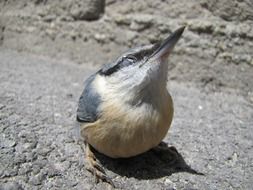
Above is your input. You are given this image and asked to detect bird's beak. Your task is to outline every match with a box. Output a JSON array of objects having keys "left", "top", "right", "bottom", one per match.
[{"left": 149, "top": 26, "right": 185, "bottom": 60}]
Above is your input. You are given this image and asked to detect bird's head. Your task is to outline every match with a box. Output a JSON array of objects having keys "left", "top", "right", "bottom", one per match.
[{"left": 96, "top": 26, "right": 185, "bottom": 100}]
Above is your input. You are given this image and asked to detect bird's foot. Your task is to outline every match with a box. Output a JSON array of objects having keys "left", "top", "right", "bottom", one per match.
[{"left": 85, "top": 144, "right": 115, "bottom": 187}]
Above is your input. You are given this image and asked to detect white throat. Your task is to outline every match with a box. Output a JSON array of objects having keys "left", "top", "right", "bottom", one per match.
[{"left": 94, "top": 60, "right": 169, "bottom": 108}]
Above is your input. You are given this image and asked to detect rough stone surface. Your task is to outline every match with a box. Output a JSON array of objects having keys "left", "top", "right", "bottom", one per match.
[
  {"left": 0, "top": 181, "right": 24, "bottom": 190},
  {"left": 201, "top": 0, "right": 253, "bottom": 21},
  {"left": 0, "top": 1, "right": 253, "bottom": 189},
  {"left": 0, "top": 49, "right": 253, "bottom": 189},
  {"left": 70, "top": 0, "right": 105, "bottom": 21},
  {"left": 0, "top": 0, "right": 253, "bottom": 94},
  {"left": 0, "top": 0, "right": 253, "bottom": 93}
]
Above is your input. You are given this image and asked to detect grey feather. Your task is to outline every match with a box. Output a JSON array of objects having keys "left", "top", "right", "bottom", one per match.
[
  {"left": 77, "top": 74, "right": 101, "bottom": 123},
  {"left": 77, "top": 45, "right": 157, "bottom": 121}
]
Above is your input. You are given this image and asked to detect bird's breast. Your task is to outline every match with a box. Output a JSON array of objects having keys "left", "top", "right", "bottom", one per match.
[{"left": 81, "top": 91, "right": 173, "bottom": 158}]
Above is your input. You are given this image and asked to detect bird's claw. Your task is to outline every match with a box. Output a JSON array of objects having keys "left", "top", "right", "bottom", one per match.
[
  {"left": 85, "top": 144, "right": 115, "bottom": 187},
  {"left": 86, "top": 165, "right": 115, "bottom": 187}
]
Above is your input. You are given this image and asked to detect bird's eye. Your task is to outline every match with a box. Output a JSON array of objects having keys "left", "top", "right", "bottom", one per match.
[
  {"left": 124, "top": 55, "right": 137, "bottom": 63},
  {"left": 99, "top": 54, "right": 138, "bottom": 76}
]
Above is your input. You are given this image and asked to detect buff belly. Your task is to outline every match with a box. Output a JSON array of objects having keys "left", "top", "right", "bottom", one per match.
[{"left": 80, "top": 94, "right": 173, "bottom": 158}]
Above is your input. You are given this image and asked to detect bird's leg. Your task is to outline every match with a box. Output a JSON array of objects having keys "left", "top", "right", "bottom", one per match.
[
  {"left": 85, "top": 143, "right": 115, "bottom": 187},
  {"left": 152, "top": 142, "right": 179, "bottom": 165}
]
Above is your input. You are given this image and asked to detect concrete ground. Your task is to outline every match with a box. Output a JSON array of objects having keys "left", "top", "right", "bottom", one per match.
[{"left": 0, "top": 48, "right": 252, "bottom": 190}]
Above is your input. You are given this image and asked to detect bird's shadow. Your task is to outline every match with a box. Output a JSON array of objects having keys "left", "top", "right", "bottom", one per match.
[{"left": 92, "top": 142, "right": 204, "bottom": 179}]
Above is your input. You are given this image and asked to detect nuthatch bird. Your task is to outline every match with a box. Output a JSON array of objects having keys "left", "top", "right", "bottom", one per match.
[{"left": 77, "top": 26, "right": 185, "bottom": 185}]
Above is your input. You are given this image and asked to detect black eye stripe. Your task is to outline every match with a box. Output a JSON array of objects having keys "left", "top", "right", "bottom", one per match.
[
  {"left": 99, "top": 63, "right": 121, "bottom": 75},
  {"left": 99, "top": 56, "right": 136, "bottom": 76},
  {"left": 99, "top": 44, "right": 157, "bottom": 76}
]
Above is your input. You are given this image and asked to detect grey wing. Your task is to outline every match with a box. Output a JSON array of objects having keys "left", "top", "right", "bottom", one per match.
[{"left": 76, "top": 74, "right": 101, "bottom": 123}]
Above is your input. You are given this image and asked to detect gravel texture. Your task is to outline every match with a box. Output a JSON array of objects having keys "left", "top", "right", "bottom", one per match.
[
  {"left": 0, "top": 1, "right": 253, "bottom": 189},
  {"left": 0, "top": 0, "right": 253, "bottom": 93},
  {"left": 0, "top": 49, "right": 252, "bottom": 189}
]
